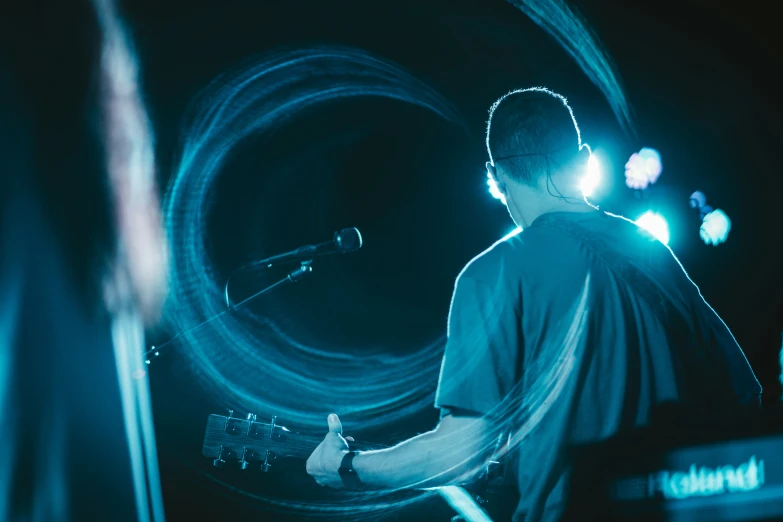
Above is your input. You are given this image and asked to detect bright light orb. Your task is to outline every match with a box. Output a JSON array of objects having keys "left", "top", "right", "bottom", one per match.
[
  {"left": 636, "top": 211, "right": 670, "bottom": 245},
  {"left": 487, "top": 171, "right": 506, "bottom": 204},
  {"left": 625, "top": 147, "right": 662, "bottom": 190},
  {"left": 700, "top": 209, "right": 731, "bottom": 246},
  {"left": 580, "top": 153, "right": 601, "bottom": 197}
]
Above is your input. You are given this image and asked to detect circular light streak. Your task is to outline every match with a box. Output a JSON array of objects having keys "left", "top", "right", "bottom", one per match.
[
  {"left": 165, "top": 46, "right": 469, "bottom": 429},
  {"left": 163, "top": 47, "right": 469, "bottom": 518},
  {"left": 162, "top": 0, "right": 637, "bottom": 507}
]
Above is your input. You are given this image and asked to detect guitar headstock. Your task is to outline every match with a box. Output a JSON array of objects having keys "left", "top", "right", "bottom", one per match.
[
  {"left": 202, "top": 410, "right": 389, "bottom": 473},
  {"left": 202, "top": 411, "right": 309, "bottom": 472}
]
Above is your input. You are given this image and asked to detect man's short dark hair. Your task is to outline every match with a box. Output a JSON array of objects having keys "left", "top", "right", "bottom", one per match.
[{"left": 486, "top": 87, "right": 582, "bottom": 184}]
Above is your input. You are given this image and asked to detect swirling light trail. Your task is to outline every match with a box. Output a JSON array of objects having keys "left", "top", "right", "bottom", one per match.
[
  {"left": 164, "top": 0, "right": 635, "bottom": 511},
  {"left": 507, "top": 0, "right": 636, "bottom": 136},
  {"left": 164, "top": 47, "right": 468, "bottom": 433},
  {"left": 188, "top": 275, "right": 589, "bottom": 521},
  {"left": 164, "top": 47, "right": 470, "bottom": 518}
]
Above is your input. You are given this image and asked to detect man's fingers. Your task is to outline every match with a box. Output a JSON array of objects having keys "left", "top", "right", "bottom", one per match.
[{"left": 327, "top": 413, "right": 342, "bottom": 434}]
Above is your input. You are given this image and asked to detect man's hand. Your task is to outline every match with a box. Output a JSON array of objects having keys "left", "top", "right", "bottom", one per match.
[{"left": 306, "top": 414, "right": 349, "bottom": 488}]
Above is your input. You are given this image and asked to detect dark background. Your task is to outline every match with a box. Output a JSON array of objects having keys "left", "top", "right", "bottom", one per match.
[{"left": 117, "top": 1, "right": 783, "bottom": 520}]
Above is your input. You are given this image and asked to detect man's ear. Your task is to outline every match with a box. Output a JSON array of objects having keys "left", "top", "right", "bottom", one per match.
[{"left": 487, "top": 161, "right": 507, "bottom": 194}]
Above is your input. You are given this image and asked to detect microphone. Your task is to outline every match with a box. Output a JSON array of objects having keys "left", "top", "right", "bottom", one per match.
[{"left": 254, "top": 227, "right": 362, "bottom": 268}]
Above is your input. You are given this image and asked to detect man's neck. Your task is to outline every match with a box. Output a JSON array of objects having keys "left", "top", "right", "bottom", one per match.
[
  {"left": 505, "top": 172, "right": 597, "bottom": 228},
  {"left": 540, "top": 196, "right": 596, "bottom": 216},
  {"left": 518, "top": 196, "right": 596, "bottom": 228}
]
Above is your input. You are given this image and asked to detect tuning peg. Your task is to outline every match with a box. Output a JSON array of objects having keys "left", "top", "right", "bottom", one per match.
[
  {"left": 239, "top": 447, "right": 249, "bottom": 470},
  {"left": 213, "top": 445, "right": 227, "bottom": 468},
  {"left": 246, "top": 413, "right": 257, "bottom": 422},
  {"left": 226, "top": 409, "right": 234, "bottom": 418},
  {"left": 262, "top": 451, "right": 271, "bottom": 472}
]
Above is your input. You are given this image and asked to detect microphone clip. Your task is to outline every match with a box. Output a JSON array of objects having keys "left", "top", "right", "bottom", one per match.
[{"left": 287, "top": 260, "right": 313, "bottom": 283}]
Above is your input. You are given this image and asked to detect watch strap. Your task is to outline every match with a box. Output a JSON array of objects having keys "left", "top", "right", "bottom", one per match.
[{"left": 338, "top": 451, "right": 361, "bottom": 490}]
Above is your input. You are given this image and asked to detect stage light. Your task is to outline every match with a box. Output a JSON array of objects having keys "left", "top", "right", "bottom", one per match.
[
  {"left": 689, "top": 191, "right": 707, "bottom": 211},
  {"left": 636, "top": 211, "right": 670, "bottom": 245},
  {"left": 580, "top": 153, "right": 600, "bottom": 197},
  {"left": 700, "top": 209, "right": 731, "bottom": 246},
  {"left": 625, "top": 147, "right": 662, "bottom": 190},
  {"left": 487, "top": 170, "right": 506, "bottom": 204}
]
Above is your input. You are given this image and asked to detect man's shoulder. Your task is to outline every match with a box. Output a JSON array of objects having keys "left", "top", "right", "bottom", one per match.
[{"left": 457, "top": 227, "right": 527, "bottom": 284}]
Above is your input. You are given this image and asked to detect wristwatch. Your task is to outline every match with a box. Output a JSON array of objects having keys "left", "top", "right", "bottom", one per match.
[{"left": 338, "top": 451, "right": 362, "bottom": 490}]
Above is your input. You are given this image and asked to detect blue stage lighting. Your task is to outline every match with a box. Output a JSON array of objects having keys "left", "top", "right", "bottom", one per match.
[
  {"left": 625, "top": 147, "right": 662, "bottom": 190},
  {"left": 487, "top": 171, "right": 506, "bottom": 204},
  {"left": 636, "top": 211, "right": 670, "bottom": 245},
  {"left": 580, "top": 153, "right": 600, "bottom": 197},
  {"left": 700, "top": 209, "right": 731, "bottom": 246}
]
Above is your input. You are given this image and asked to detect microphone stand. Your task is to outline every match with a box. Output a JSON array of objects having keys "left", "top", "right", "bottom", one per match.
[{"left": 143, "top": 261, "right": 313, "bottom": 365}]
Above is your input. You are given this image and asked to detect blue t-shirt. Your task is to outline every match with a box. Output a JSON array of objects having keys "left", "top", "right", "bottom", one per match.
[{"left": 435, "top": 210, "right": 761, "bottom": 521}]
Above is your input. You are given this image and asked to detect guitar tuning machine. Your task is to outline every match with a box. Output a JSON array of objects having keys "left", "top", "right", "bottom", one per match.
[
  {"left": 262, "top": 451, "right": 271, "bottom": 472},
  {"left": 239, "top": 447, "right": 249, "bottom": 470},
  {"left": 261, "top": 416, "right": 277, "bottom": 472},
  {"left": 223, "top": 409, "right": 242, "bottom": 434},
  {"left": 246, "top": 413, "right": 257, "bottom": 436},
  {"left": 213, "top": 445, "right": 226, "bottom": 468}
]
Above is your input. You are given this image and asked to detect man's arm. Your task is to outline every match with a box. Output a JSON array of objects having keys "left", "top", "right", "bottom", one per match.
[
  {"left": 307, "top": 268, "right": 519, "bottom": 489},
  {"left": 306, "top": 413, "right": 495, "bottom": 490},
  {"left": 352, "top": 413, "right": 494, "bottom": 489}
]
